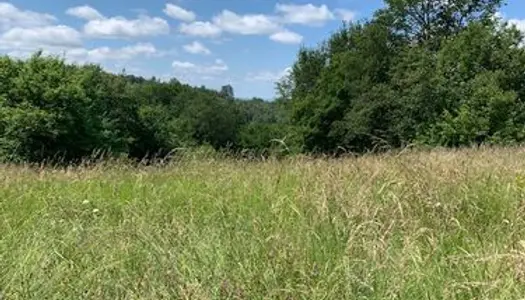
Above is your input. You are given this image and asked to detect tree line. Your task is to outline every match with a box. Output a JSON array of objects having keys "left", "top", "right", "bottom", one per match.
[
  {"left": 0, "top": 53, "right": 295, "bottom": 162},
  {"left": 278, "top": 0, "right": 525, "bottom": 153},
  {"left": 1, "top": 0, "right": 525, "bottom": 163}
]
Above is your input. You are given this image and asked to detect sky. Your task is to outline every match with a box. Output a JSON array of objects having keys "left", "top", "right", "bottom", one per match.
[{"left": 1, "top": 1, "right": 525, "bottom": 99}]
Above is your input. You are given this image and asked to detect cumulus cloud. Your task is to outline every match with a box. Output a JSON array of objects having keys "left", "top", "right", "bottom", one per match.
[
  {"left": 84, "top": 15, "right": 169, "bottom": 38},
  {"left": 183, "top": 41, "right": 211, "bottom": 55},
  {"left": 66, "top": 5, "right": 104, "bottom": 20},
  {"left": 275, "top": 3, "right": 334, "bottom": 26},
  {"left": 172, "top": 58, "right": 228, "bottom": 75},
  {"left": 172, "top": 61, "right": 196, "bottom": 68},
  {"left": 212, "top": 10, "right": 281, "bottom": 35},
  {"left": 3, "top": 43, "right": 158, "bottom": 64},
  {"left": 335, "top": 9, "right": 357, "bottom": 22},
  {"left": 164, "top": 3, "right": 196, "bottom": 22},
  {"left": 0, "top": 3, "right": 83, "bottom": 59},
  {"left": 179, "top": 10, "right": 283, "bottom": 39},
  {"left": 173, "top": 2, "right": 359, "bottom": 44},
  {"left": 177, "top": 4, "right": 350, "bottom": 43},
  {"left": 269, "top": 30, "right": 303, "bottom": 44},
  {"left": 0, "top": 5, "right": 168, "bottom": 78},
  {"left": 66, "top": 4, "right": 171, "bottom": 39},
  {"left": 68, "top": 43, "right": 157, "bottom": 62},
  {"left": 180, "top": 21, "right": 222, "bottom": 38},
  {"left": 0, "top": 2, "right": 56, "bottom": 31},
  {"left": 0, "top": 25, "right": 82, "bottom": 49},
  {"left": 246, "top": 67, "right": 292, "bottom": 82}
]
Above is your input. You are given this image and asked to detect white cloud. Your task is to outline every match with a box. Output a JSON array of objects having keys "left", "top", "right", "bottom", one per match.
[
  {"left": 3, "top": 43, "right": 158, "bottom": 65},
  {"left": 68, "top": 43, "right": 157, "bottom": 62},
  {"left": 275, "top": 3, "right": 334, "bottom": 26},
  {"left": 66, "top": 5, "right": 170, "bottom": 39},
  {"left": 172, "top": 58, "right": 228, "bottom": 75},
  {"left": 183, "top": 41, "right": 211, "bottom": 55},
  {"left": 270, "top": 30, "right": 303, "bottom": 44},
  {"left": 178, "top": 5, "right": 344, "bottom": 40},
  {"left": 164, "top": 4, "right": 196, "bottom": 22},
  {"left": 509, "top": 18, "right": 525, "bottom": 32},
  {"left": 172, "top": 60, "right": 196, "bottom": 69},
  {"left": 335, "top": 9, "right": 357, "bottom": 22},
  {"left": 212, "top": 10, "right": 281, "bottom": 35},
  {"left": 84, "top": 15, "right": 169, "bottom": 38},
  {"left": 4, "top": 49, "right": 34, "bottom": 59},
  {"left": 0, "top": 25, "right": 82, "bottom": 49},
  {"left": 66, "top": 5, "right": 104, "bottom": 21},
  {"left": 247, "top": 67, "right": 291, "bottom": 82},
  {"left": 180, "top": 21, "right": 222, "bottom": 38},
  {"left": 0, "top": 2, "right": 56, "bottom": 31}
]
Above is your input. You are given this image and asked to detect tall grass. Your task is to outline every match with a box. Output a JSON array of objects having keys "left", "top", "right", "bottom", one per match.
[{"left": 2, "top": 147, "right": 525, "bottom": 299}]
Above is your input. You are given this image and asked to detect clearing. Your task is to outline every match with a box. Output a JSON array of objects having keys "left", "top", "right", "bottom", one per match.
[{"left": 1, "top": 148, "right": 525, "bottom": 299}]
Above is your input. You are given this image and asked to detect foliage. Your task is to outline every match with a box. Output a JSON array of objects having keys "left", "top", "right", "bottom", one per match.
[
  {"left": 0, "top": 53, "right": 286, "bottom": 162},
  {"left": 282, "top": 0, "right": 525, "bottom": 153},
  {"left": 2, "top": 0, "right": 525, "bottom": 162}
]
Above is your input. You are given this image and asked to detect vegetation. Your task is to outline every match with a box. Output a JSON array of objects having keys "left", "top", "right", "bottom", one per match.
[
  {"left": 2, "top": 1, "right": 525, "bottom": 298},
  {"left": 1, "top": 1, "right": 524, "bottom": 162},
  {"left": 2, "top": 147, "right": 525, "bottom": 299},
  {"left": 280, "top": 0, "right": 525, "bottom": 153},
  {"left": 0, "top": 54, "right": 293, "bottom": 163}
]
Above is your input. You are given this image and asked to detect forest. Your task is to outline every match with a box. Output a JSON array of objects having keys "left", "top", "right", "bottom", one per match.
[{"left": 1, "top": 0, "right": 524, "bottom": 162}]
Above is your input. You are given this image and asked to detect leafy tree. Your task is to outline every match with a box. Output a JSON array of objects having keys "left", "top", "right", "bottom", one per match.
[
  {"left": 381, "top": 0, "right": 504, "bottom": 44},
  {"left": 1, "top": 0, "right": 524, "bottom": 162},
  {"left": 0, "top": 53, "right": 253, "bottom": 162},
  {"left": 283, "top": 0, "right": 524, "bottom": 153}
]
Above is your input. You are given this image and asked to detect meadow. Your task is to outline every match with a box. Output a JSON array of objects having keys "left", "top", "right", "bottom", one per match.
[{"left": 2, "top": 147, "right": 525, "bottom": 299}]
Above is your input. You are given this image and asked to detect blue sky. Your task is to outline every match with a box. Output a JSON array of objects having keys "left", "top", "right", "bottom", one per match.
[{"left": 1, "top": 1, "right": 525, "bottom": 99}]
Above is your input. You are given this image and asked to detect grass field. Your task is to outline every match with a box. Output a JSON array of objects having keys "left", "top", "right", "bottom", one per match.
[{"left": 2, "top": 147, "right": 525, "bottom": 299}]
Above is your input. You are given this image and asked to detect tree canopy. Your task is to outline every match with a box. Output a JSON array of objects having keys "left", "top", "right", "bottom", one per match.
[
  {"left": 0, "top": 52, "right": 295, "bottom": 162},
  {"left": 280, "top": 0, "right": 525, "bottom": 153},
  {"left": 1, "top": 0, "right": 525, "bottom": 162}
]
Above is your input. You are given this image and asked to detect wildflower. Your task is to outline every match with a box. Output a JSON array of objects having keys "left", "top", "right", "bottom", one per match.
[
  {"left": 92, "top": 208, "right": 100, "bottom": 214},
  {"left": 82, "top": 200, "right": 90, "bottom": 205}
]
